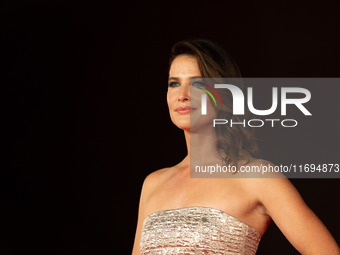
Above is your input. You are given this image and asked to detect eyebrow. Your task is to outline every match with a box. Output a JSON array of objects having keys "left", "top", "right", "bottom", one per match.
[{"left": 168, "top": 76, "right": 202, "bottom": 80}]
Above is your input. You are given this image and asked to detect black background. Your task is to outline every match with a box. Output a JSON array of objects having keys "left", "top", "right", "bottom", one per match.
[{"left": 1, "top": 0, "right": 339, "bottom": 254}]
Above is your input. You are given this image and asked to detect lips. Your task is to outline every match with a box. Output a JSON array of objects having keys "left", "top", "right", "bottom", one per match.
[{"left": 175, "top": 106, "right": 197, "bottom": 114}]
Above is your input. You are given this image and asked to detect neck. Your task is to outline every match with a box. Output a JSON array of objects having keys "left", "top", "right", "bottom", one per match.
[{"left": 183, "top": 127, "right": 222, "bottom": 168}]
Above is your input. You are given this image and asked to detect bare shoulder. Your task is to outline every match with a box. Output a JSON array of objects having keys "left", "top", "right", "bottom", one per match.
[
  {"left": 238, "top": 159, "right": 295, "bottom": 198},
  {"left": 241, "top": 159, "right": 303, "bottom": 208},
  {"left": 142, "top": 168, "right": 167, "bottom": 189},
  {"left": 140, "top": 167, "right": 175, "bottom": 199},
  {"left": 239, "top": 158, "right": 286, "bottom": 178}
]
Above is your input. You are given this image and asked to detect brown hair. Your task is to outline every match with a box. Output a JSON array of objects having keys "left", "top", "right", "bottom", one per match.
[{"left": 169, "top": 39, "right": 260, "bottom": 166}]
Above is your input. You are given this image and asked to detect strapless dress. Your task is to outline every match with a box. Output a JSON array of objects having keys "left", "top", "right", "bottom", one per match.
[{"left": 140, "top": 206, "right": 261, "bottom": 255}]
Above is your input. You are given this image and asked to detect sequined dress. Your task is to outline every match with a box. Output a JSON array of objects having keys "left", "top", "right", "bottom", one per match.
[{"left": 140, "top": 206, "right": 261, "bottom": 255}]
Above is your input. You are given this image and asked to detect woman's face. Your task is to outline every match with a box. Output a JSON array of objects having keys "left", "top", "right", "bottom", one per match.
[{"left": 167, "top": 54, "right": 216, "bottom": 132}]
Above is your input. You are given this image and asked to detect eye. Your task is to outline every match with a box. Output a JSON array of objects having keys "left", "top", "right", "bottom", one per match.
[
  {"left": 168, "top": 81, "right": 180, "bottom": 88},
  {"left": 191, "top": 81, "right": 204, "bottom": 87}
]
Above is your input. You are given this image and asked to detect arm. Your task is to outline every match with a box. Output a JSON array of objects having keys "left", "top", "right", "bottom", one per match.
[
  {"left": 131, "top": 179, "right": 147, "bottom": 255},
  {"left": 257, "top": 172, "right": 340, "bottom": 254},
  {"left": 132, "top": 170, "right": 159, "bottom": 255}
]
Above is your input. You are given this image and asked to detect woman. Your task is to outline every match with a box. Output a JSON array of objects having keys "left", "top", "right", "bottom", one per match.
[{"left": 132, "top": 39, "right": 339, "bottom": 254}]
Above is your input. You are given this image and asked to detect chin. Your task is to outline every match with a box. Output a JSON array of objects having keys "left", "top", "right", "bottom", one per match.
[
  {"left": 176, "top": 124, "right": 191, "bottom": 131},
  {"left": 173, "top": 120, "right": 190, "bottom": 131}
]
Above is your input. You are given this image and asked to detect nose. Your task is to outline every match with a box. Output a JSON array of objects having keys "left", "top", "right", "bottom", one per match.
[{"left": 178, "top": 84, "right": 190, "bottom": 102}]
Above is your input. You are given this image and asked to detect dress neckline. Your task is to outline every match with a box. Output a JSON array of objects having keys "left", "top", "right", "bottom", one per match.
[{"left": 144, "top": 206, "right": 261, "bottom": 237}]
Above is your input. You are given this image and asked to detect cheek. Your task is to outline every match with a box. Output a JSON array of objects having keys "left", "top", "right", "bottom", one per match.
[
  {"left": 166, "top": 92, "right": 170, "bottom": 108},
  {"left": 167, "top": 90, "right": 176, "bottom": 108},
  {"left": 190, "top": 90, "right": 204, "bottom": 108}
]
